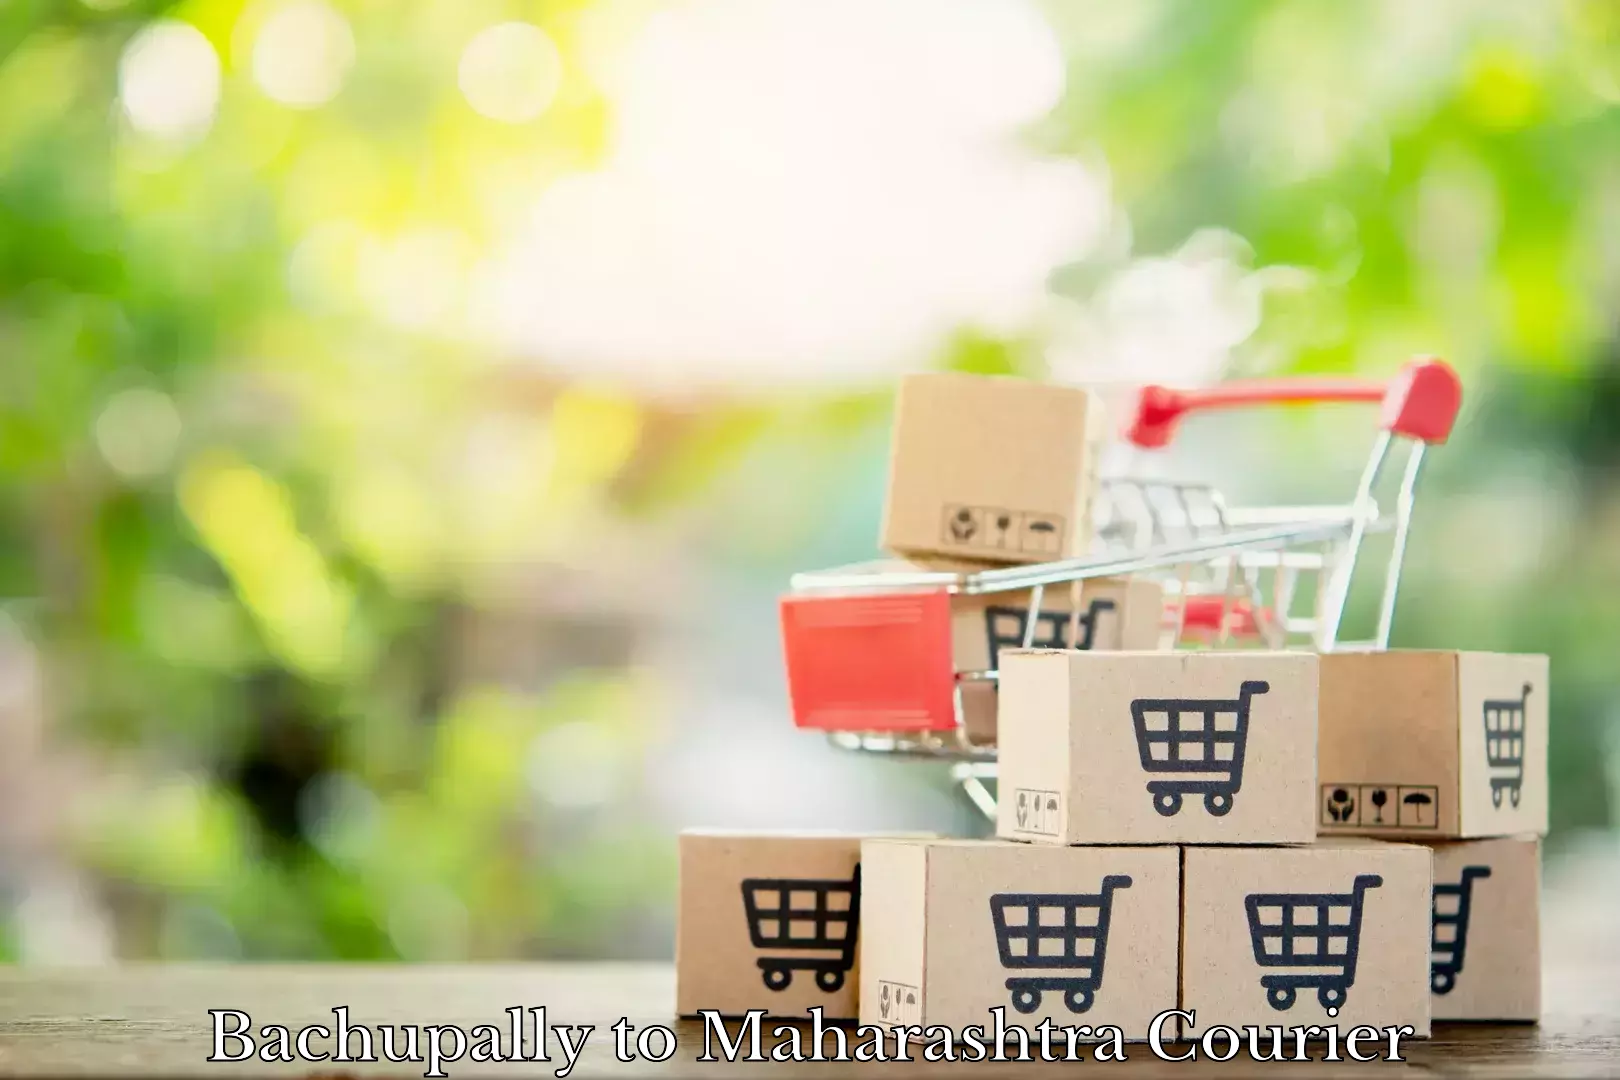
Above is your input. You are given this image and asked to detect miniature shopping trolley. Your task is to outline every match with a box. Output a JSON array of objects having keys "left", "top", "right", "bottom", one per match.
[
  {"left": 1245, "top": 874, "right": 1383, "bottom": 1011},
  {"left": 989, "top": 875, "right": 1133, "bottom": 1015},
  {"left": 779, "top": 358, "right": 1463, "bottom": 820},
  {"left": 740, "top": 868, "right": 860, "bottom": 992},
  {"left": 1132, "top": 680, "right": 1269, "bottom": 817},
  {"left": 1431, "top": 865, "right": 1492, "bottom": 995},
  {"left": 1484, "top": 684, "right": 1532, "bottom": 808}
]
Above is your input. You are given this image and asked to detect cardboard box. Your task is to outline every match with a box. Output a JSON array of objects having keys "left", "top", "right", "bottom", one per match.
[
  {"left": 780, "top": 562, "right": 1164, "bottom": 739},
  {"left": 1317, "top": 651, "right": 1549, "bottom": 839},
  {"left": 996, "top": 650, "right": 1318, "bottom": 845},
  {"left": 880, "top": 373, "right": 1106, "bottom": 564},
  {"left": 859, "top": 839, "right": 1179, "bottom": 1040},
  {"left": 1429, "top": 836, "right": 1540, "bottom": 1021},
  {"left": 678, "top": 831, "right": 887, "bottom": 1019},
  {"left": 1182, "top": 841, "right": 1432, "bottom": 1038}
]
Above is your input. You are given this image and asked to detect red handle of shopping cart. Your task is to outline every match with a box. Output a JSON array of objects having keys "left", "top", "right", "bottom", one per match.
[{"left": 1127, "top": 357, "right": 1462, "bottom": 450}]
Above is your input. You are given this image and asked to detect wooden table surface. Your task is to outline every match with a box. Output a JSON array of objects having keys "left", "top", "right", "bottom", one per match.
[{"left": 1, "top": 846, "right": 1617, "bottom": 1078}]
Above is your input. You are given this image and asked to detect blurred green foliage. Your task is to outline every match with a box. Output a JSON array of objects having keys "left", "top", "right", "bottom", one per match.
[{"left": 0, "top": 0, "right": 1616, "bottom": 959}]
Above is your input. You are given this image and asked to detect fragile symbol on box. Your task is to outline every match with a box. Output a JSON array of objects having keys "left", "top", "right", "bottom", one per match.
[
  {"left": 1244, "top": 874, "right": 1382, "bottom": 1012},
  {"left": 1131, "top": 681, "right": 1268, "bottom": 818},
  {"left": 1319, "top": 783, "right": 1439, "bottom": 829},
  {"left": 940, "top": 504, "right": 1066, "bottom": 555},
  {"left": 989, "top": 876, "right": 1132, "bottom": 1015},
  {"left": 1431, "top": 866, "right": 1491, "bottom": 995},
  {"left": 1483, "top": 683, "right": 1531, "bottom": 809},
  {"left": 739, "top": 868, "right": 860, "bottom": 993},
  {"left": 876, "top": 980, "right": 921, "bottom": 1025},
  {"left": 1011, "top": 789, "right": 1062, "bottom": 837}
]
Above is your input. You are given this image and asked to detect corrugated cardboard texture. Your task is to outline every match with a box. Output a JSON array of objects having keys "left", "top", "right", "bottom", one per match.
[
  {"left": 859, "top": 839, "right": 1179, "bottom": 1040},
  {"left": 677, "top": 833, "right": 869, "bottom": 1019},
  {"left": 1317, "top": 651, "right": 1548, "bottom": 839},
  {"left": 856, "top": 840, "right": 928, "bottom": 1028},
  {"left": 1457, "top": 653, "right": 1549, "bottom": 837},
  {"left": 997, "top": 650, "right": 1318, "bottom": 845},
  {"left": 880, "top": 373, "right": 1104, "bottom": 564},
  {"left": 1183, "top": 842, "right": 1432, "bottom": 1037},
  {"left": 1430, "top": 836, "right": 1541, "bottom": 1021}
]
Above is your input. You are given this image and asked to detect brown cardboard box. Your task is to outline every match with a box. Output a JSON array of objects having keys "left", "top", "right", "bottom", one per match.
[
  {"left": 1429, "top": 836, "right": 1540, "bottom": 1021},
  {"left": 880, "top": 373, "right": 1106, "bottom": 564},
  {"left": 812, "top": 560, "right": 1165, "bottom": 743},
  {"left": 1182, "top": 841, "right": 1432, "bottom": 1038},
  {"left": 1317, "top": 651, "right": 1549, "bottom": 839},
  {"left": 996, "top": 650, "right": 1318, "bottom": 845},
  {"left": 859, "top": 839, "right": 1179, "bottom": 1040},
  {"left": 678, "top": 831, "right": 894, "bottom": 1019}
]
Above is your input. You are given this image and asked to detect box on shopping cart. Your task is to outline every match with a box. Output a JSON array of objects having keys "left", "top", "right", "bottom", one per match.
[
  {"left": 1316, "top": 651, "right": 1549, "bottom": 840},
  {"left": 678, "top": 830, "right": 924, "bottom": 1019},
  {"left": 1182, "top": 839, "right": 1431, "bottom": 1038},
  {"left": 1426, "top": 835, "right": 1540, "bottom": 1022},
  {"left": 858, "top": 838, "right": 1179, "bottom": 1041},
  {"left": 995, "top": 649, "right": 1318, "bottom": 845},
  {"left": 779, "top": 559, "right": 1163, "bottom": 742},
  {"left": 880, "top": 373, "right": 1106, "bottom": 564}
]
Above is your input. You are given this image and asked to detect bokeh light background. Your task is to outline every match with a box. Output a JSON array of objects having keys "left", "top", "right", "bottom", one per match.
[{"left": 0, "top": 0, "right": 1618, "bottom": 962}]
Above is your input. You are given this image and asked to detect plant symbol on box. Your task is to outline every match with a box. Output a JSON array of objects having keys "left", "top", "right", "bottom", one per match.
[
  {"left": 1131, "top": 680, "right": 1269, "bottom": 817},
  {"left": 1483, "top": 684, "right": 1532, "bottom": 808},
  {"left": 878, "top": 983, "right": 917, "bottom": 1022},
  {"left": 739, "top": 866, "right": 860, "bottom": 993},
  {"left": 1431, "top": 865, "right": 1491, "bottom": 995},
  {"left": 989, "top": 876, "right": 1132, "bottom": 1015},
  {"left": 1326, "top": 787, "right": 1355, "bottom": 823},
  {"left": 1245, "top": 874, "right": 1382, "bottom": 1011}
]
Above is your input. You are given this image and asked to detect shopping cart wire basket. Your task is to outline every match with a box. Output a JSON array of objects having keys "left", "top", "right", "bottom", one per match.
[
  {"left": 780, "top": 359, "right": 1464, "bottom": 820},
  {"left": 1131, "top": 679, "right": 1269, "bottom": 817},
  {"left": 740, "top": 867, "right": 860, "bottom": 992},
  {"left": 1431, "top": 865, "right": 1492, "bottom": 995},
  {"left": 989, "top": 874, "right": 1133, "bottom": 1015},
  {"left": 1484, "top": 683, "right": 1532, "bottom": 808},
  {"left": 1245, "top": 874, "right": 1383, "bottom": 1012}
]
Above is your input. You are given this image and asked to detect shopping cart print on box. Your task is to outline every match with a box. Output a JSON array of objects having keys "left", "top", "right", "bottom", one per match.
[
  {"left": 1431, "top": 866, "right": 1491, "bottom": 995},
  {"left": 1484, "top": 684, "right": 1532, "bottom": 808},
  {"left": 780, "top": 359, "right": 1464, "bottom": 821},
  {"left": 989, "top": 875, "right": 1132, "bottom": 1015},
  {"left": 1245, "top": 874, "right": 1382, "bottom": 1011},
  {"left": 740, "top": 868, "right": 860, "bottom": 992},
  {"left": 1132, "top": 680, "right": 1269, "bottom": 817},
  {"left": 985, "top": 597, "right": 1116, "bottom": 668}
]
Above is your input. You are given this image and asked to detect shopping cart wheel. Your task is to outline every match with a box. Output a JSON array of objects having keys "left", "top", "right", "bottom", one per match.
[
  {"left": 1266, "top": 986, "right": 1296, "bottom": 1011},
  {"left": 1010, "top": 988, "right": 1042, "bottom": 1014},
  {"left": 1152, "top": 791, "right": 1183, "bottom": 817},
  {"left": 1492, "top": 787, "right": 1503, "bottom": 808},
  {"left": 1317, "top": 985, "right": 1347, "bottom": 1010},
  {"left": 1064, "top": 987, "right": 1095, "bottom": 1014},
  {"left": 763, "top": 968, "right": 791, "bottom": 991},
  {"left": 1510, "top": 786, "right": 1521, "bottom": 808},
  {"left": 1204, "top": 792, "right": 1234, "bottom": 817},
  {"left": 1432, "top": 970, "right": 1455, "bottom": 995},
  {"left": 816, "top": 969, "right": 846, "bottom": 993}
]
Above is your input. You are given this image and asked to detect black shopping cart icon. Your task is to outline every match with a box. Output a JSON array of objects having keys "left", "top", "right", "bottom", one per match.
[
  {"left": 1484, "top": 684, "right": 1532, "bottom": 808},
  {"left": 989, "top": 875, "right": 1132, "bottom": 1015},
  {"left": 984, "top": 598, "right": 1116, "bottom": 669},
  {"left": 740, "top": 867, "right": 859, "bottom": 992},
  {"left": 1245, "top": 874, "right": 1382, "bottom": 1011},
  {"left": 1432, "top": 865, "right": 1491, "bottom": 995},
  {"left": 1132, "top": 680, "right": 1269, "bottom": 817}
]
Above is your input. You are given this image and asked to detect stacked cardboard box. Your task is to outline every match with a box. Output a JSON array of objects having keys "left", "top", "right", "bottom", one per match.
[{"left": 677, "top": 371, "right": 1545, "bottom": 1040}]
